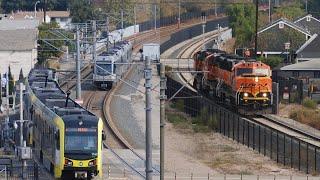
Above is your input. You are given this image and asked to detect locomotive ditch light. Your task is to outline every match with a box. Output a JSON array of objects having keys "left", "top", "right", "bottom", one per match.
[
  {"left": 263, "top": 93, "right": 267, "bottom": 97},
  {"left": 244, "top": 92, "right": 249, "bottom": 97}
]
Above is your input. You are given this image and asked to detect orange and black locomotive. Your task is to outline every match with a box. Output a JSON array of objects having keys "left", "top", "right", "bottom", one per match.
[{"left": 193, "top": 49, "right": 273, "bottom": 111}]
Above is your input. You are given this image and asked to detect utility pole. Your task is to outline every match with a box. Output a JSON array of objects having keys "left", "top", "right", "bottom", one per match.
[
  {"left": 255, "top": 0, "right": 259, "bottom": 58},
  {"left": 92, "top": 21, "right": 97, "bottom": 75},
  {"left": 269, "top": 0, "right": 271, "bottom": 23},
  {"left": 121, "top": 0, "right": 124, "bottom": 40},
  {"left": 44, "top": 0, "right": 47, "bottom": 23},
  {"left": 76, "top": 25, "right": 81, "bottom": 102},
  {"left": 144, "top": 56, "right": 153, "bottom": 180},
  {"left": 160, "top": 63, "right": 166, "bottom": 180}
]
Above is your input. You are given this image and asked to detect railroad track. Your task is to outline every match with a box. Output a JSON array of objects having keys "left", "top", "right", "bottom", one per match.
[
  {"left": 168, "top": 26, "right": 320, "bottom": 173},
  {"left": 58, "top": 16, "right": 226, "bottom": 178}
]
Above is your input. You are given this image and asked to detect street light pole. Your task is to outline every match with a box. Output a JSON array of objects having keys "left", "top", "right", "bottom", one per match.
[{"left": 34, "top": 1, "right": 40, "bottom": 18}]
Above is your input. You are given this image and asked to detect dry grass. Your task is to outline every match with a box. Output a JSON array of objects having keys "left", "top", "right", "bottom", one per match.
[{"left": 289, "top": 108, "right": 320, "bottom": 130}]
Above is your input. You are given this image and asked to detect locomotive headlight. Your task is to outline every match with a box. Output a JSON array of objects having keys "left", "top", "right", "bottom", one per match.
[
  {"left": 254, "top": 77, "right": 259, "bottom": 82},
  {"left": 244, "top": 92, "right": 249, "bottom": 97},
  {"left": 262, "top": 93, "right": 267, "bottom": 97}
]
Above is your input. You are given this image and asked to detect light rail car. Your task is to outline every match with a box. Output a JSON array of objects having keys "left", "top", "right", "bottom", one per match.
[{"left": 25, "top": 69, "right": 106, "bottom": 179}]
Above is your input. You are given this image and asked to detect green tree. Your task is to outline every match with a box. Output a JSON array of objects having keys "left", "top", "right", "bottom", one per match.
[
  {"left": 70, "top": 0, "right": 96, "bottom": 23},
  {"left": 38, "top": 21, "right": 73, "bottom": 64},
  {"left": 257, "top": 56, "right": 283, "bottom": 69},
  {"left": 99, "top": 0, "right": 134, "bottom": 27},
  {"left": 274, "top": 3, "right": 305, "bottom": 20},
  {"left": 226, "top": 4, "right": 255, "bottom": 47}
]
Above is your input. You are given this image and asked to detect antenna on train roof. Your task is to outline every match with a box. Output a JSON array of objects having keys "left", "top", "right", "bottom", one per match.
[
  {"left": 45, "top": 75, "right": 48, "bottom": 88},
  {"left": 65, "top": 91, "right": 71, "bottom": 107}
]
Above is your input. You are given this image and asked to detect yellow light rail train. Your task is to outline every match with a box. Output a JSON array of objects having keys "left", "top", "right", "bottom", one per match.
[{"left": 24, "top": 69, "right": 105, "bottom": 179}]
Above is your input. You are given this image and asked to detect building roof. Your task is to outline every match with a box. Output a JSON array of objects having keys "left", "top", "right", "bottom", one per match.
[
  {"left": 5, "top": 11, "right": 70, "bottom": 21},
  {"left": 258, "top": 18, "right": 311, "bottom": 36},
  {"left": 296, "top": 34, "right": 320, "bottom": 59},
  {"left": 281, "top": 60, "right": 320, "bottom": 71},
  {"left": 0, "top": 19, "right": 39, "bottom": 30},
  {"left": 257, "top": 18, "right": 312, "bottom": 52},
  {"left": 0, "top": 29, "right": 38, "bottom": 51},
  {"left": 294, "top": 14, "right": 320, "bottom": 35}
]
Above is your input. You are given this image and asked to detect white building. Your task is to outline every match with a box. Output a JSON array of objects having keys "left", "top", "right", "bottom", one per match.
[
  {"left": 4, "top": 10, "right": 71, "bottom": 29},
  {"left": 0, "top": 29, "right": 38, "bottom": 80}
]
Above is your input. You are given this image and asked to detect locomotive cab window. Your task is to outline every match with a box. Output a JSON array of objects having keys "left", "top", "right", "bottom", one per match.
[{"left": 236, "top": 68, "right": 253, "bottom": 76}]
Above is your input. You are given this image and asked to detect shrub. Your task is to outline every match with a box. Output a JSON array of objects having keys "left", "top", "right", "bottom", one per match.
[
  {"left": 175, "top": 99, "right": 185, "bottom": 112},
  {"left": 257, "top": 56, "right": 283, "bottom": 68},
  {"left": 302, "top": 98, "right": 317, "bottom": 109}
]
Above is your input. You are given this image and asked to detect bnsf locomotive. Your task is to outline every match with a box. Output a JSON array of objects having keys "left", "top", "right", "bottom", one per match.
[{"left": 193, "top": 49, "right": 273, "bottom": 111}]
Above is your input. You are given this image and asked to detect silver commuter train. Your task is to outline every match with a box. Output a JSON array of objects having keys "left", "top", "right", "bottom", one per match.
[{"left": 93, "top": 40, "right": 133, "bottom": 89}]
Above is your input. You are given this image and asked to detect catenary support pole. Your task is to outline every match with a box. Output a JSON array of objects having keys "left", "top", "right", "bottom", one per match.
[
  {"left": 178, "top": 0, "right": 181, "bottom": 28},
  {"left": 106, "top": 17, "right": 109, "bottom": 51},
  {"left": 160, "top": 63, "right": 166, "bottom": 180},
  {"left": 255, "top": 0, "right": 259, "bottom": 57},
  {"left": 154, "top": 4, "right": 157, "bottom": 30},
  {"left": 76, "top": 25, "right": 81, "bottom": 101},
  {"left": 19, "top": 82, "right": 23, "bottom": 147},
  {"left": 121, "top": 0, "right": 124, "bottom": 40},
  {"left": 92, "top": 21, "right": 97, "bottom": 75},
  {"left": 145, "top": 56, "right": 153, "bottom": 180}
]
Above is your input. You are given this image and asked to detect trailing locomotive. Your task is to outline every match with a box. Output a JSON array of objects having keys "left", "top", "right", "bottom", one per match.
[
  {"left": 93, "top": 40, "right": 133, "bottom": 89},
  {"left": 193, "top": 49, "right": 273, "bottom": 110},
  {"left": 24, "top": 69, "right": 105, "bottom": 179}
]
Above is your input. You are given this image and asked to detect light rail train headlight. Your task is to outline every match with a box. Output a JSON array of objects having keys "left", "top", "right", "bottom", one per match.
[
  {"left": 243, "top": 92, "right": 249, "bottom": 97},
  {"left": 64, "top": 159, "right": 73, "bottom": 167},
  {"left": 262, "top": 93, "right": 267, "bottom": 97},
  {"left": 88, "top": 159, "right": 96, "bottom": 166}
]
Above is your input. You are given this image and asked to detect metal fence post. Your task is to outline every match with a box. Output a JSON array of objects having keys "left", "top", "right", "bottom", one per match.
[
  {"left": 258, "top": 126, "right": 261, "bottom": 153},
  {"left": 284, "top": 134, "right": 286, "bottom": 166},
  {"left": 306, "top": 143, "right": 309, "bottom": 174},
  {"left": 299, "top": 140, "right": 301, "bottom": 171},
  {"left": 291, "top": 138, "right": 293, "bottom": 168},
  {"left": 175, "top": 172, "right": 176, "bottom": 180},
  {"left": 253, "top": 124, "right": 255, "bottom": 150},
  {"left": 314, "top": 147, "right": 317, "bottom": 173},
  {"left": 276, "top": 132, "right": 279, "bottom": 163},
  {"left": 270, "top": 131, "right": 273, "bottom": 159},
  {"left": 208, "top": 173, "right": 210, "bottom": 180},
  {"left": 264, "top": 128, "right": 267, "bottom": 156}
]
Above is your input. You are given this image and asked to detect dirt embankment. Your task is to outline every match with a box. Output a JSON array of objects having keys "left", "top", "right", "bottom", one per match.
[{"left": 165, "top": 110, "right": 303, "bottom": 176}]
